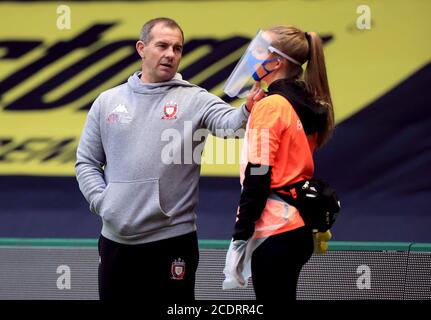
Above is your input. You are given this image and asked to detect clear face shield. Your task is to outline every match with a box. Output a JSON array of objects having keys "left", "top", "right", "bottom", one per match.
[
  {"left": 223, "top": 30, "right": 276, "bottom": 98},
  {"left": 224, "top": 30, "right": 302, "bottom": 98}
]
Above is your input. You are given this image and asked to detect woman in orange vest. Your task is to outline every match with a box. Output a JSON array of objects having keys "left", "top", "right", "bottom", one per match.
[{"left": 225, "top": 25, "right": 335, "bottom": 300}]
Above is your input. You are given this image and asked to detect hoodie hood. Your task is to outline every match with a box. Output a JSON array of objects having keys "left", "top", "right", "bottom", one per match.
[
  {"left": 267, "top": 79, "right": 328, "bottom": 135},
  {"left": 127, "top": 71, "right": 196, "bottom": 95}
]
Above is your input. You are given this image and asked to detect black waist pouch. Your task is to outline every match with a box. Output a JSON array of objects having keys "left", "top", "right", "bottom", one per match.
[{"left": 273, "top": 178, "right": 341, "bottom": 232}]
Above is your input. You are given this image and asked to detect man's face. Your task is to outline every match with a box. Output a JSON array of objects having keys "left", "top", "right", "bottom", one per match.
[{"left": 137, "top": 23, "right": 183, "bottom": 83}]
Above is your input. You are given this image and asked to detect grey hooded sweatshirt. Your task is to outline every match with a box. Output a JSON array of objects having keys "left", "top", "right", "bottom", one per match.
[{"left": 76, "top": 71, "right": 249, "bottom": 244}]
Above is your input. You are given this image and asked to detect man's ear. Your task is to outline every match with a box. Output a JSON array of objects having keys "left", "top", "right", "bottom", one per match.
[{"left": 136, "top": 40, "right": 145, "bottom": 58}]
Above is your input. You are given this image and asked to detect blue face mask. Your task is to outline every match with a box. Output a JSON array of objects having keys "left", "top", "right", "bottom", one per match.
[{"left": 246, "top": 52, "right": 279, "bottom": 81}]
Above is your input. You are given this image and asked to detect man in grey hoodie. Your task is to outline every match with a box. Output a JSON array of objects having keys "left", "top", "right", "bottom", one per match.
[{"left": 75, "top": 17, "right": 262, "bottom": 301}]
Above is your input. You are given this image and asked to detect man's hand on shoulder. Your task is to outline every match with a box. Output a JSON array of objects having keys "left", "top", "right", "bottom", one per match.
[{"left": 245, "top": 81, "right": 265, "bottom": 112}]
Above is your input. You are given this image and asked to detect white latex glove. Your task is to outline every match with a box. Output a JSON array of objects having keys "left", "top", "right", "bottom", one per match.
[{"left": 222, "top": 239, "right": 248, "bottom": 289}]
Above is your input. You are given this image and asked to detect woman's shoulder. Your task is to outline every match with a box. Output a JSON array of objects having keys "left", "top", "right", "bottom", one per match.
[
  {"left": 253, "top": 94, "right": 293, "bottom": 115},
  {"left": 250, "top": 94, "right": 293, "bottom": 129}
]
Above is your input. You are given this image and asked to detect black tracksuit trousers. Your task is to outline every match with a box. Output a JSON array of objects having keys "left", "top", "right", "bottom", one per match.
[{"left": 98, "top": 231, "right": 199, "bottom": 301}]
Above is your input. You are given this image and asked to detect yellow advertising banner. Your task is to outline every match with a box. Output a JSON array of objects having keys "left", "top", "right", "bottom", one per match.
[{"left": 0, "top": 0, "right": 430, "bottom": 176}]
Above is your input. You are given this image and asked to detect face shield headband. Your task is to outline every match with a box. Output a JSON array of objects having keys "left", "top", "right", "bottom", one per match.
[
  {"left": 268, "top": 46, "right": 301, "bottom": 66},
  {"left": 247, "top": 46, "right": 302, "bottom": 81}
]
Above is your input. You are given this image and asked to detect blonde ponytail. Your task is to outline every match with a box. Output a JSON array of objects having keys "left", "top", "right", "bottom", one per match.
[{"left": 304, "top": 32, "right": 334, "bottom": 147}]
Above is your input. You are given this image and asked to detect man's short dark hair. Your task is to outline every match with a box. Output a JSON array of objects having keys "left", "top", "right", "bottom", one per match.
[{"left": 139, "top": 17, "right": 184, "bottom": 44}]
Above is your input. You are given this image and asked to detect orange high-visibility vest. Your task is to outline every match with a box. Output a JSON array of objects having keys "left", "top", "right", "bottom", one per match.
[{"left": 239, "top": 94, "right": 317, "bottom": 238}]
